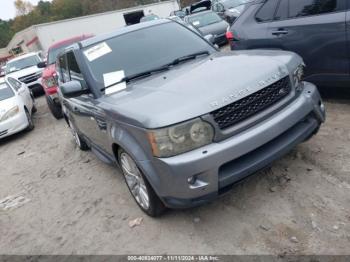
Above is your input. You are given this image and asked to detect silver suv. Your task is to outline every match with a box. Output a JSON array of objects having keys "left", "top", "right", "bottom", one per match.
[{"left": 57, "top": 19, "right": 325, "bottom": 216}]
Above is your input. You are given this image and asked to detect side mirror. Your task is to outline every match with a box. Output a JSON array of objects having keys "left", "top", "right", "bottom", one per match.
[
  {"left": 204, "top": 34, "right": 215, "bottom": 44},
  {"left": 37, "top": 61, "right": 47, "bottom": 68},
  {"left": 60, "top": 80, "right": 89, "bottom": 98}
]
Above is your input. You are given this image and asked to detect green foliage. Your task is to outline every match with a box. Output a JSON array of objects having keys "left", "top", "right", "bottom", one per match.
[{"left": 0, "top": 0, "right": 168, "bottom": 48}]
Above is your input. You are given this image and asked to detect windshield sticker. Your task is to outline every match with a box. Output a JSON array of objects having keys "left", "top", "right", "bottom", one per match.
[
  {"left": 84, "top": 42, "right": 112, "bottom": 62},
  {"left": 103, "top": 70, "right": 127, "bottom": 95},
  {"left": 192, "top": 21, "right": 200, "bottom": 26}
]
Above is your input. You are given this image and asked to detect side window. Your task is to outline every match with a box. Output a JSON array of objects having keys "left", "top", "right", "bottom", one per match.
[
  {"left": 255, "top": 0, "right": 279, "bottom": 22},
  {"left": 275, "top": 0, "right": 288, "bottom": 20},
  {"left": 66, "top": 51, "right": 87, "bottom": 89},
  {"left": 212, "top": 3, "right": 218, "bottom": 12},
  {"left": 8, "top": 78, "right": 22, "bottom": 91},
  {"left": 58, "top": 54, "right": 69, "bottom": 83},
  {"left": 217, "top": 3, "right": 225, "bottom": 12},
  {"left": 289, "top": 0, "right": 342, "bottom": 18}
]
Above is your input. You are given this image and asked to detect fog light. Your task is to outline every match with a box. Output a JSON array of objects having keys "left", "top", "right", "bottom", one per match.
[{"left": 187, "top": 176, "right": 197, "bottom": 185}]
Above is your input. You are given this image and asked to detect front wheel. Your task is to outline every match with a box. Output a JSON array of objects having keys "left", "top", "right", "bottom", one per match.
[
  {"left": 68, "top": 119, "right": 89, "bottom": 151},
  {"left": 25, "top": 109, "right": 34, "bottom": 131},
  {"left": 118, "top": 149, "right": 165, "bottom": 217},
  {"left": 47, "top": 97, "right": 63, "bottom": 119}
]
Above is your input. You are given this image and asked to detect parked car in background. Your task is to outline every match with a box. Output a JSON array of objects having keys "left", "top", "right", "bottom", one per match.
[
  {"left": 38, "top": 35, "right": 93, "bottom": 119},
  {"left": 140, "top": 14, "right": 160, "bottom": 23},
  {"left": 5, "top": 52, "right": 44, "bottom": 95},
  {"left": 184, "top": 10, "right": 229, "bottom": 45},
  {"left": 212, "top": 0, "right": 254, "bottom": 24},
  {"left": 0, "top": 65, "right": 6, "bottom": 77},
  {"left": 57, "top": 19, "right": 325, "bottom": 216},
  {"left": 169, "top": 10, "right": 186, "bottom": 19},
  {"left": 0, "top": 77, "right": 36, "bottom": 139},
  {"left": 227, "top": 0, "right": 350, "bottom": 87}
]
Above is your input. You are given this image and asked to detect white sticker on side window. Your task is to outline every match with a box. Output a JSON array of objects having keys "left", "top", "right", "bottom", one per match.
[
  {"left": 103, "top": 70, "right": 127, "bottom": 95},
  {"left": 84, "top": 42, "right": 112, "bottom": 62}
]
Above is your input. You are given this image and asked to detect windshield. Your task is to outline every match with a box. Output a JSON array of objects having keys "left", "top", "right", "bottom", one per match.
[
  {"left": 6, "top": 55, "right": 40, "bottom": 74},
  {"left": 83, "top": 22, "right": 215, "bottom": 87},
  {"left": 48, "top": 44, "right": 71, "bottom": 65},
  {"left": 222, "top": 0, "right": 253, "bottom": 8},
  {"left": 188, "top": 12, "right": 222, "bottom": 28},
  {"left": 0, "top": 82, "right": 15, "bottom": 101}
]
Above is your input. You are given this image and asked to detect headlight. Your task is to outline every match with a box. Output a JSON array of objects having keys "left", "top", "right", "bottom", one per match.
[
  {"left": 293, "top": 64, "right": 305, "bottom": 89},
  {"left": 148, "top": 118, "right": 214, "bottom": 158},
  {"left": 44, "top": 76, "right": 57, "bottom": 88},
  {"left": 0, "top": 106, "right": 19, "bottom": 122}
]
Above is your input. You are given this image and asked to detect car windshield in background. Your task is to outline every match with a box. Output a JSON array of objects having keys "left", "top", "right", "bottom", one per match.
[
  {"left": 83, "top": 22, "right": 215, "bottom": 87},
  {"left": 222, "top": 0, "right": 253, "bottom": 8},
  {"left": 0, "top": 83, "right": 15, "bottom": 101},
  {"left": 188, "top": 12, "right": 222, "bottom": 28},
  {"left": 6, "top": 55, "right": 40, "bottom": 74},
  {"left": 48, "top": 44, "right": 71, "bottom": 65}
]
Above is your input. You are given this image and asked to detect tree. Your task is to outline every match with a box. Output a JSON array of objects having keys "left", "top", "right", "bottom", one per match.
[{"left": 14, "top": 0, "right": 34, "bottom": 16}]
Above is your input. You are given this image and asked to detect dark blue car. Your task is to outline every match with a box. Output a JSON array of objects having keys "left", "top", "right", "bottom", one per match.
[{"left": 227, "top": 0, "right": 350, "bottom": 87}]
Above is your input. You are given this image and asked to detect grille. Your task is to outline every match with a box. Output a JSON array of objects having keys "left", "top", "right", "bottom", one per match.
[
  {"left": 19, "top": 72, "right": 42, "bottom": 84},
  {"left": 211, "top": 76, "right": 291, "bottom": 130}
]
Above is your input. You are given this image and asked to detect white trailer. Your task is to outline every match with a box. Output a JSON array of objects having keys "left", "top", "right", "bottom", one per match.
[{"left": 4, "top": 0, "right": 180, "bottom": 56}]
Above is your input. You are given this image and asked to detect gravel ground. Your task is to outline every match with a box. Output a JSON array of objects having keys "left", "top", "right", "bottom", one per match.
[{"left": 0, "top": 94, "right": 349, "bottom": 255}]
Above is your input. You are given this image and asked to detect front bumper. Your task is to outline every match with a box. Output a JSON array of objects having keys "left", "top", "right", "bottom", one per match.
[
  {"left": 138, "top": 82, "right": 325, "bottom": 208},
  {"left": 0, "top": 110, "right": 28, "bottom": 139}
]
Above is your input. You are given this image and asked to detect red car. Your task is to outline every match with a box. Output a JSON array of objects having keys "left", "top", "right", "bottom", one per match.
[{"left": 40, "top": 35, "right": 93, "bottom": 119}]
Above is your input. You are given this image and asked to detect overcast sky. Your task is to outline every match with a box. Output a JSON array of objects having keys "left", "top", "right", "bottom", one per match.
[{"left": 0, "top": 0, "right": 48, "bottom": 21}]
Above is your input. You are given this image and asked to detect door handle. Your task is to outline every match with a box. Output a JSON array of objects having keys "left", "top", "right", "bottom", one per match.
[{"left": 272, "top": 29, "right": 288, "bottom": 36}]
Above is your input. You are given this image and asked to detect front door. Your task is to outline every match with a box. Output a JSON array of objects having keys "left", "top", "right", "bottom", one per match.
[{"left": 267, "top": 0, "right": 348, "bottom": 78}]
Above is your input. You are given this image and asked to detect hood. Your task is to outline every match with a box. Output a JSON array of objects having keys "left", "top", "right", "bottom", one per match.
[
  {"left": 42, "top": 64, "right": 56, "bottom": 79},
  {"left": 0, "top": 95, "right": 19, "bottom": 119},
  {"left": 101, "top": 50, "right": 301, "bottom": 129},
  {"left": 198, "top": 20, "right": 229, "bottom": 36},
  {"left": 7, "top": 65, "right": 43, "bottom": 79}
]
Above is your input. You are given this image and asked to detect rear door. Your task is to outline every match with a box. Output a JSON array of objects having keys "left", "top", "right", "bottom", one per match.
[{"left": 267, "top": 0, "right": 348, "bottom": 78}]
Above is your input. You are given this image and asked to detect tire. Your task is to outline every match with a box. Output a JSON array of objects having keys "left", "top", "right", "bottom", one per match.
[
  {"left": 47, "top": 97, "right": 63, "bottom": 119},
  {"left": 118, "top": 149, "right": 166, "bottom": 217},
  {"left": 25, "top": 109, "right": 34, "bottom": 131},
  {"left": 68, "top": 119, "right": 89, "bottom": 151},
  {"left": 32, "top": 105, "right": 37, "bottom": 114}
]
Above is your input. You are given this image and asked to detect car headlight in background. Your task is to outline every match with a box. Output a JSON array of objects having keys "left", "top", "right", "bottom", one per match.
[
  {"left": 293, "top": 64, "right": 305, "bottom": 91},
  {"left": 0, "top": 106, "right": 19, "bottom": 122},
  {"left": 44, "top": 76, "right": 58, "bottom": 88},
  {"left": 148, "top": 118, "right": 214, "bottom": 158}
]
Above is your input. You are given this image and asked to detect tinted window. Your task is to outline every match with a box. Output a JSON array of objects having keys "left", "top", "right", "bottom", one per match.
[
  {"left": 289, "top": 0, "right": 341, "bottom": 18},
  {"left": 8, "top": 78, "right": 22, "bottom": 91},
  {"left": 66, "top": 52, "right": 86, "bottom": 88},
  {"left": 255, "top": 0, "right": 279, "bottom": 22},
  {"left": 83, "top": 22, "right": 215, "bottom": 87},
  {"left": 275, "top": 0, "right": 288, "bottom": 20},
  {"left": 0, "top": 82, "right": 15, "bottom": 101},
  {"left": 58, "top": 54, "right": 69, "bottom": 83}
]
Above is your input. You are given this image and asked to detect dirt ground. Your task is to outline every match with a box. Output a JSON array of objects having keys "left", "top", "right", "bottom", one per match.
[{"left": 0, "top": 94, "right": 349, "bottom": 255}]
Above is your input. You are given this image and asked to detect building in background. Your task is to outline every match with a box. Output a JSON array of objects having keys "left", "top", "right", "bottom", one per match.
[{"left": 0, "top": 0, "right": 179, "bottom": 61}]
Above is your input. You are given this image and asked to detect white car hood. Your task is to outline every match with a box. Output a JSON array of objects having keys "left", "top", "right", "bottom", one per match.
[
  {"left": 7, "top": 66, "right": 42, "bottom": 79},
  {"left": 0, "top": 96, "right": 19, "bottom": 119}
]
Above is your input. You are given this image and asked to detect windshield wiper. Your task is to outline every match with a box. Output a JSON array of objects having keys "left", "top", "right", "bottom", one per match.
[{"left": 104, "top": 51, "right": 210, "bottom": 90}]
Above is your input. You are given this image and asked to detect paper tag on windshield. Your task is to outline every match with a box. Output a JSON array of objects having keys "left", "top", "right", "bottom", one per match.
[
  {"left": 192, "top": 21, "right": 200, "bottom": 26},
  {"left": 103, "top": 70, "right": 127, "bottom": 95},
  {"left": 84, "top": 42, "right": 112, "bottom": 62}
]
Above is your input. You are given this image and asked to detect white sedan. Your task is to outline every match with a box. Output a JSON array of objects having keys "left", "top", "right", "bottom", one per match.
[{"left": 0, "top": 77, "right": 36, "bottom": 139}]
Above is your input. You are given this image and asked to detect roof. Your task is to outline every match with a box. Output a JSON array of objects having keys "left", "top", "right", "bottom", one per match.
[
  {"left": 49, "top": 34, "right": 94, "bottom": 50},
  {"left": 80, "top": 19, "right": 171, "bottom": 48},
  {"left": 7, "top": 52, "right": 39, "bottom": 63}
]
